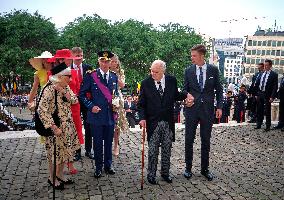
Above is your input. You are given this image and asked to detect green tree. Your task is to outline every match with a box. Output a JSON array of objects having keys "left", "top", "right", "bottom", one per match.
[{"left": 0, "top": 10, "right": 58, "bottom": 83}]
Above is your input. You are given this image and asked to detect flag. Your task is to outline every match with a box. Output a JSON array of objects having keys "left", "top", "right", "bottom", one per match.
[
  {"left": 137, "top": 82, "right": 141, "bottom": 94},
  {"left": 1, "top": 83, "right": 6, "bottom": 93},
  {"left": 13, "top": 82, "right": 17, "bottom": 93}
]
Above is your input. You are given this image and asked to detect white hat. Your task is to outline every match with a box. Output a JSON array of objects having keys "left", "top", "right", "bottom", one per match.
[
  {"left": 29, "top": 51, "right": 53, "bottom": 70},
  {"left": 34, "top": 51, "right": 53, "bottom": 59}
]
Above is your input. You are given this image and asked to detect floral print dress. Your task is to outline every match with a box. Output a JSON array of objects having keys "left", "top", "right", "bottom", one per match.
[
  {"left": 115, "top": 69, "right": 129, "bottom": 134},
  {"left": 38, "top": 83, "right": 81, "bottom": 164}
]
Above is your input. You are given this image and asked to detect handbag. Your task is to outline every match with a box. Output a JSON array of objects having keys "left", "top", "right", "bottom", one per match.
[{"left": 34, "top": 83, "right": 60, "bottom": 137}]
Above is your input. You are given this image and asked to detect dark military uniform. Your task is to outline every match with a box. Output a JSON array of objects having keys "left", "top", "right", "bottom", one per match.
[{"left": 79, "top": 51, "right": 118, "bottom": 175}]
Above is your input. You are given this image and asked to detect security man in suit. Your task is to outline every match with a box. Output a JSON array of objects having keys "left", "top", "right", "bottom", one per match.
[
  {"left": 124, "top": 95, "right": 136, "bottom": 128},
  {"left": 247, "top": 63, "right": 264, "bottom": 123},
  {"left": 71, "top": 47, "right": 93, "bottom": 160},
  {"left": 183, "top": 44, "right": 223, "bottom": 181},
  {"left": 79, "top": 50, "right": 118, "bottom": 178},
  {"left": 255, "top": 59, "right": 278, "bottom": 131},
  {"left": 276, "top": 74, "right": 284, "bottom": 131},
  {"left": 274, "top": 74, "right": 284, "bottom": 130}
]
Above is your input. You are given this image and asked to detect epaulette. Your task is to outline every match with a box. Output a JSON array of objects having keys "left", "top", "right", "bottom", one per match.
[{"left": 86, "top": 69, "right": 96, "bottom": 74}]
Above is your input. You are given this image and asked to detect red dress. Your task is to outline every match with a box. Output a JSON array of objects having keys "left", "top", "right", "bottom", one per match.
[{"left": 69, "top": 69, "right": 84, "bottom": 144}]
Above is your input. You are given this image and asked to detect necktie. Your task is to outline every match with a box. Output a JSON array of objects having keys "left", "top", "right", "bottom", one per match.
[
  {"left": 254, "top": 73, "right": 260, "bottom": 87},
  {"left": 157, "top": 81, "right": 163, "bottom": 97},
  {"left": 199, "top": 67, "right": 203, "bottom": 91},
  {"left": 103, "top": 73, "right": 107, "bottom": 85},
  {"left": 78, "top": 66, "right": 83, "bottom": 84},
  {"left": 261, "top": 72, "right": 267, "bottom": 91}
]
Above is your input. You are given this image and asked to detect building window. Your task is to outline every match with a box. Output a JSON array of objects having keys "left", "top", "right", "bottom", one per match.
[
  {"left": 262, "top": 50, "right": 266, "bottom": 55},
  {"left": 272, "top": 41, "right": 277, "bottom": 47},
  {"left": 257, "top": 41, "right": 262, "bottom": 46},
  {"left": 262, "top": 41, "right": 267, "bottom": 46},
  {"left": 277, "top": 41, "right": 282, "bottom": 47},
  {"left": 280, "top": 60, "right": 284, "bottom": 65},
  {"left": 253, "top": 41, "right": 257, "bottom": 46},
  {"left": 251, "top": 59, "right": 255, "bottom": 64},
  {"left": 250, "top": 68, "right": 255, "bottom": 73},
  {"left": 248, "top": 40, "right": 252, "bottom": 46},
  {"left": 252, "top": 50, "right": 256, "bottom": 55},
  {"left": 257, "top": 50, "right": 261, "bottom": 55},
  {"left": 246, "top": 58, "right": 251, "bottom": 64},
  {"left": 267, "top": 50, "right": 271, "bottom": 55},
  {"left": 281, "top": 51, "right": 284, "bottom": 56},
  {"left": 275, "top": 59, "right": 280, "bottom": 65},
  {"left": 282, "top": 41, "right": 284, "bottom": 46},
  {"left": 247, "top": 50, "right": 251, "bottom": 55},
  {"left": 256, "top": 59, "right": 260, "bottom": 64},
  {"left": 261, "top": 59, "right": 265, "bottom": 63},
  {"left": 245, "top": 68, "right": 249, "bottom": 73},
  {"left": 276, "top": 50, "right": 281, "bottom": 56},
  {"left": 271, "top": 50, "right": 276, "bottom": 56},
  {"left": 267, "top": 40, "right": 272, "bottom": 46}
]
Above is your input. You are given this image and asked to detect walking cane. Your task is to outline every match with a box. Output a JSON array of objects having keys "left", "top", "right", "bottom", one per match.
[
  {"left": 141, "top": 126, "right": 146, "bottom": 190},
  {"left": 53, "top": 136, "right": 56, "bottom": 200}
]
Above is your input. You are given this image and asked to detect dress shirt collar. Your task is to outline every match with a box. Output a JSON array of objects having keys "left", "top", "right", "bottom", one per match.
[
  {"left": 99, "top": 68, "right": 109, "bottom": 77},
  {"left": 196, "top": 62, "right": 207, "bottom": 71}
]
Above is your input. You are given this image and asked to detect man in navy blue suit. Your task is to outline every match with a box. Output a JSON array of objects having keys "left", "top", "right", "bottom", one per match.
[{"left": 79, "top": 50, "right": 118, "bottom": 178}]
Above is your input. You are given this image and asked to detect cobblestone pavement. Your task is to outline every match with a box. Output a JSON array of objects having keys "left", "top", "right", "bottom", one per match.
[{"left": 0, "top": 124, "right": 283, "bottom": 200}]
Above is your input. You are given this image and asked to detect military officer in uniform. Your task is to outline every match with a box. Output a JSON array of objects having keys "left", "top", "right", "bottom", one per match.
[{"left": 79, "top": 51, "right": 118, "bottom": 178}]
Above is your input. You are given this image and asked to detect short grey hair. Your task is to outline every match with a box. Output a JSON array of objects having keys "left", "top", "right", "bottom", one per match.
[{"left": 151, "top": 60, "right": 166, "bottom": 70}]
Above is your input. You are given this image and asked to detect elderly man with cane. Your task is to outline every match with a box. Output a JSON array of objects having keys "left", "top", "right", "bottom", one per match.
[{"left": 138, "top": 60, "right": 193, "bottom": 185}]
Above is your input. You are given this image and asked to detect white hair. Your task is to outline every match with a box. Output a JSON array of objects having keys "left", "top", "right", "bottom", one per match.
[
  {"left": 151, "top": 60, "right": 166, "bottom": 70},
  {"left": 49, "top": 67, "right": 71, "bottom": 83}
]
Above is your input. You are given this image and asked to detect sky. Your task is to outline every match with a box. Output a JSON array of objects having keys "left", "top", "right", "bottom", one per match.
[{"left": 1, "top": 0, "right": 284, "bottom": 39}]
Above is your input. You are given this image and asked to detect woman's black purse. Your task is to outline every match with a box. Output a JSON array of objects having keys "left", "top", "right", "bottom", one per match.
[{"left": 34, "top": 83, "right": 60, "bottom": 137}]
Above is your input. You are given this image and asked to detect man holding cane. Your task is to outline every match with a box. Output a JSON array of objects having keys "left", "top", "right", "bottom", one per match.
[{"left": 138, "top": 60, "right": 193, "bottom": 185}]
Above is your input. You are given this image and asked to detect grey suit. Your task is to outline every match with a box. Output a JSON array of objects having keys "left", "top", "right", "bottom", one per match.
[{"left": 183, "top": 64, "right": 223, "bottom": 171}]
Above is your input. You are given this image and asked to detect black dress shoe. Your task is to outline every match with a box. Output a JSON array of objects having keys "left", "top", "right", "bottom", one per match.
[
  {"left": 147, "top": 177, "right": 158, "bottom": 185},
  {"left": 248, "top": 119, "right": 256, "bottom": 123},
  {"left": 273, "top": 125, "right": 283, "bottom": 129},
  {"left": 85, "top": 152, "right": 94, "bottom": 159},
  {"left": 94, "top": 170, "right": 102, "bottom": 178},
  {"left": 161, "top": 175, "right": 173, "bottom": 183},
  {"left": 73, "top": 153, "right": 82, "bottom": 161},
  {"left": 264, "top": 127, "right": 270, "bottom": 132},
  {"left": 104, "top": 167, "right": 115, "bottom": 175},
  {"left": 184, "top": 170, "right": 193, "bottom": 179},
  {"left": 201, "top": 169, "right": 214, "bottom": 181}
]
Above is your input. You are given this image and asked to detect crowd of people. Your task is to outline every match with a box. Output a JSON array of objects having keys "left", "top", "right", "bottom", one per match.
[{"left": 16, "top": 43, "right": 283, "bottom": 192}]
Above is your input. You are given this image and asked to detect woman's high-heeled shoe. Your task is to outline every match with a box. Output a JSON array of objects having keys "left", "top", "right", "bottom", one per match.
[
  {"left": 47, "top": 179, "right": 64, "bottom": 190},
  {"left": 66, "top": 162, "right": 78, "bottom": 175},
  {"left": 56, "top": 176, "right": 75, "bottom": 184}
]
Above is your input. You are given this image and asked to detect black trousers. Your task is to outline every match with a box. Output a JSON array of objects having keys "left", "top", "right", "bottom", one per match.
[
  {"left": 278, "top": 97, "right": 284, "bottom": 126},
  {"left": 256, "top": 92, "right": 271, "bottom": 128},
  {"left": 185, "top": 104, "right": 214, "bottom": 171},
  {"left": 249, "top": 96, "right": 257, "bottom": 120},
  {"left": 80, "top": 101, "right": 94, "bottom": 153},
  {"left": 126, "top": 115, "right": 136, "bottom": 128}
]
